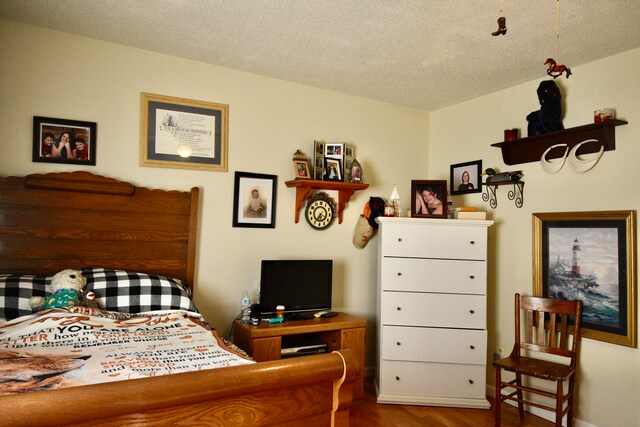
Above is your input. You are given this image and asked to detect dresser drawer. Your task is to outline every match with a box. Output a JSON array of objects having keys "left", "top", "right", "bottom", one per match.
[
  {"left": 380, "top": 222, "right": 487, "bottom": 260},
  {"left": 379, "top": 360, "right": 486, "bottom": 399},
  {"left": 381, "top": 326, "right": 487, "bottom": 364},
  {"left": 381, "top": 292, "right": 486, "bottom": 329},
  {"left": 380, "top": 257, "right": 486, "bottom": 294}
]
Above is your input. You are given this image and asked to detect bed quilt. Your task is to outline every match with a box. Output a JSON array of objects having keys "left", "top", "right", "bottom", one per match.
[{"left": 0, "top": 309, "right": 253, "bottom": 395}]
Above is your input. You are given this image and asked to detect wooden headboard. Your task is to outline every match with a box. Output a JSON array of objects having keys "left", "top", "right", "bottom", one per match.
[{"left": 0, "top": 171, "right": 199, "bottom": 288}]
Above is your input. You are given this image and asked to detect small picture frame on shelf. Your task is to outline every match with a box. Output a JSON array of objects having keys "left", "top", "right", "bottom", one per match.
[
  {"left": 450, "top": 160, "right": 482, "bottom": 195},
  {"left": 313, "top": 140, "right": 325, "bottom": 180},
  {"left": 323, "top": 158, "right": 343, "bottom": 182},
  {"left": 293, "top": 159, "right": 311, "bottom": 179},
  {"left": 411, "top": 180, "right": 448, "bottom": 219}
]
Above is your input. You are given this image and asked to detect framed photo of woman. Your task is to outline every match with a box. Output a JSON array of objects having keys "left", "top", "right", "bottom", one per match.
[
  {"left": 411, "top": 180, "right": 448, "bottom": 219},
  {"left": 450, "top": 160, "right": 482, "bottom": 195}
]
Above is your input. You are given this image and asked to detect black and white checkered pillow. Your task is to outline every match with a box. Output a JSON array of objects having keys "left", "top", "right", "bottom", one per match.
[
  {"left": 81, "top": 268, "right": 198, "bottom": 314},
  {"left": 0, "top": 274, "right": 50, "bottom": 323},
  {"left": 0, "top": 269, "right": 198, "bottom": 323}
]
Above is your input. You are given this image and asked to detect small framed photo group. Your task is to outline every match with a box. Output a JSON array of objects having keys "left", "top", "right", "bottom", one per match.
[{"left": 313, "top": 141, "right": 361, "bottom": 182}]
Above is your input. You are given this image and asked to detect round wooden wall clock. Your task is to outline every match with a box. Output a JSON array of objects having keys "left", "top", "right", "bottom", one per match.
[{"left": 305, "top": 192, "right": 336, "bottom": 230}]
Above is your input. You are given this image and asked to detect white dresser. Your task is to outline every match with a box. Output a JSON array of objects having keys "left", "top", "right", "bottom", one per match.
[{"left": 375, "top": 217, "right": 493, "bottom": 408}]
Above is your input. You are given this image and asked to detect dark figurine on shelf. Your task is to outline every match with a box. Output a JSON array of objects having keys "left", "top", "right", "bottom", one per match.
[
  {"left": 545, "top": 58, "right": 572, "bottom": 79},
  {"left": 526, "top": 80, "right": 564, "bottom": 137}
]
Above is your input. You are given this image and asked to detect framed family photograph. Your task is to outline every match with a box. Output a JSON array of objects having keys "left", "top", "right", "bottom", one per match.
[
  {"left": 233, "top": 172, "right": 277, "bottom": 228},
  {"left": 411, "top": 180, "right": 448, "bottom": 219},
  {"left": 450, "top": 160, "right": 482, "bottom": 195},
  {"left": 33, "top": 116, "right": 97, "bottom": 165},
  {"left": 140, "top": 92, "right": 228, "bottom": 171},
  {"left": 533, "top": 210, "right": 637, "bottom": 348}
]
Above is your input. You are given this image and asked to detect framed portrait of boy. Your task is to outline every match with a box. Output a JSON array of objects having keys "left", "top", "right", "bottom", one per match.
[{"left": 411, "top": 180, "right": 448, "bottom": 219}]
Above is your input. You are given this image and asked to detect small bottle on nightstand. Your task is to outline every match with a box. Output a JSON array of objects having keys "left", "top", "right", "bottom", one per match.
[{"left": 241, "top": 291, "right": 251, "bottom": 321}]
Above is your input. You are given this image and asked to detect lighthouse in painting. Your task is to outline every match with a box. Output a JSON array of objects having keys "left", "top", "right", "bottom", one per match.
[{"left": 571, "top": 238, "right": 581, "bottom": 276}]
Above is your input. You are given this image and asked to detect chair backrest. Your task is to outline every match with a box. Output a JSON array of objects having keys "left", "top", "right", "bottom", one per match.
[{"left": 513, "top": 293, "right": 583, "bottom": 366}]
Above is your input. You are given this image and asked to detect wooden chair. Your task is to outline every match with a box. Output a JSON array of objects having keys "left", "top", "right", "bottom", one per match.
[{"left": 493, "top": 293, "right": 583, "bottom": 427}]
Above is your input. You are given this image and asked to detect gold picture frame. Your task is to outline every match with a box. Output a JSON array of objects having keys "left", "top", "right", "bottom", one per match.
[
  {"left": 533, "top": 210, "right": 637, "bottom": 347},
  {"left": 140, "top": 92, "right": 228, "bottom": 171}
]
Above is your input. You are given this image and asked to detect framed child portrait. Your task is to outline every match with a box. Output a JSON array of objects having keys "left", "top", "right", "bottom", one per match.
[{"left": 232, "top": 172, "right": 277, "bottom": 228}]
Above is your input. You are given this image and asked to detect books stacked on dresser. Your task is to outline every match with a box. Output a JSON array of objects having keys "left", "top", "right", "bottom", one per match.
[{"left": 455, "top": 207, "right": 487, "bottom": 220}]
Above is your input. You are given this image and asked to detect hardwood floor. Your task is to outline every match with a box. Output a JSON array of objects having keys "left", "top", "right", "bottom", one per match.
[{"left": 350, "top": 378, "right": 553, "bottom": 426}]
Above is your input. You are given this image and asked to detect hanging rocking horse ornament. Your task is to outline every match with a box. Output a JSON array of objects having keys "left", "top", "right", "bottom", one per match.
[{"left": 544, "top": 0, "right": 573, "bottom": 79}]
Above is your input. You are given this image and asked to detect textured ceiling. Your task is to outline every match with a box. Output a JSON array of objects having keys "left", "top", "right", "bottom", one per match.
[{"left": 2, "top": 0, "right": 640, "bottom": 111}]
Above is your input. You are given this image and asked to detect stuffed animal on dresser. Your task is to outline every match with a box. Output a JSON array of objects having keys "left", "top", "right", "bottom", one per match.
[
  {"left": 29, "top": 269, "right": 87, "bottom": 311},
  {"left": 526, "top": 80, "right": 564, "bottom": 136}
]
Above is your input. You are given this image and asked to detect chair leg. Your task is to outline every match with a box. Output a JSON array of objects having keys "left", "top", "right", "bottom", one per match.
[
  {"left": 567, "top": 376, "right": 575, "bottom": 427},
  {"left": 516, "top": 373, "right": 524, "bottom": 421},
  {"left": 494, "top": 367, "right": 501, "bottom": 426},
  {"left": 555, "top": 380, "right": 563, "bottom": 427}
]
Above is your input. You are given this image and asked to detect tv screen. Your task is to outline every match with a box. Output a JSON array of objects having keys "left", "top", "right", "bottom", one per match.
[{"left": 259, "top": 260, "right": 333, "bottom": 318}]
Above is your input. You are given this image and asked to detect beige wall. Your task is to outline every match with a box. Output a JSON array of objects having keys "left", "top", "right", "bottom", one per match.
[
  {"left": 430, "top": 48, "right": 640, "bottom": 427},
  {"left": 0, "top": 21, "right": 428, "bottom": 367}
]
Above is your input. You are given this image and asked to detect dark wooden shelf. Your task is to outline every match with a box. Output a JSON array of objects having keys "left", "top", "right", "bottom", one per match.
[
  {"left": 491, "top": 119, "right": 628, "bottom": 165},
  {"left": 285, "top": 179, "right": 369, "bottom": 224}
]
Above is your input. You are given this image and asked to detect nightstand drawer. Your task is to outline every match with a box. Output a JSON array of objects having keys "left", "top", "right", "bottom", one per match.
[
  {"left": 380, "top": 257, "right": 486, "bottom": 294},
  {"left": 381, "top": 292, "right": 486, "bottom": 329},
  {"left": 381, "top": 326, "right": 486, "bottom": 364}
]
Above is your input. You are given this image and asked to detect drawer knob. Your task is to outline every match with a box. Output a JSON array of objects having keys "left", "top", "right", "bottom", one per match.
[
  {"left": 397, "top": 238, "right": 403, "bottom": 242},
  {"left": 396, "top": 307, "right": 402, "bottom": 311},
  {"left": 469, "top": 309, "right": 475, "bottom": 314},
  {"left": 469, "top": 275, "right": 475, "bottom": 279},
  {"left": 396, "top": 341, "right": 402, "bottom": 346},
  {"left": 469, "top": 345, "right": 475, "bottom": 350},
  {"left": 395, "top": 376, "right": 401, "bottom": 381},
  {"left": 397, "top": 272, "right": 402, "bottom": 276},
  {"left": 469, "top": 240, "right": 475, "bottom": 245},
  {"left": 468, "top": 379, "right": 474, "bottom": 385}
]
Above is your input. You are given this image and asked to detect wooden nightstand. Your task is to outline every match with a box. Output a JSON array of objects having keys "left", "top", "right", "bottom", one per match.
[{"left": 234, "top": 312, "right": 366, "bottom": 400}]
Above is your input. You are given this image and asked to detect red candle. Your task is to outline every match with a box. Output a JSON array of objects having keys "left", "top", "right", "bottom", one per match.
[{"left": 504, "top": 128, "right": 519, "bottom": 141}]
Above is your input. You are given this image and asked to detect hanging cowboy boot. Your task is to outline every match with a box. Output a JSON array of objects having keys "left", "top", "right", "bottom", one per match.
[{"left": 492, "top": 16, "right": 507, "bottom": 36}]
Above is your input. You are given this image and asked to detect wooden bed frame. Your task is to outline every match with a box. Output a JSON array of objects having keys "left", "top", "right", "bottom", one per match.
[{"left": 0, "top": 171, "right": 358, "bottom": 426}]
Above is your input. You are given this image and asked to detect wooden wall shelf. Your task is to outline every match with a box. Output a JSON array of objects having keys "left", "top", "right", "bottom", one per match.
[
  {"left": 491, "top": 119, "right": 628, "bottom": 165},
  {"left": 285, "top": 179, "right": 369, "bottom": 224}
]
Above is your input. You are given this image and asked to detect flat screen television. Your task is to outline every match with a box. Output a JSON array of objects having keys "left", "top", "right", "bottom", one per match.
[{"left": 259, "top": 260, "right": 333, "bottom": 319}]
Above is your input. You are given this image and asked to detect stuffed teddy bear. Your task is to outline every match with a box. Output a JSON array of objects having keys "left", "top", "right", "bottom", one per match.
[
  {"left": 526, "top": 80, "right": 564, "bottom": 137},
  {"left": 29, "top": 269, "right": 87, "bottom": 311}
]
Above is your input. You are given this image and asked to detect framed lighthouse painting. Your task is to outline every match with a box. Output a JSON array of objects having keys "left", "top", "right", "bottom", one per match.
[{"left": 533, "top": 211, "right": 637, "bottom": 348}]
